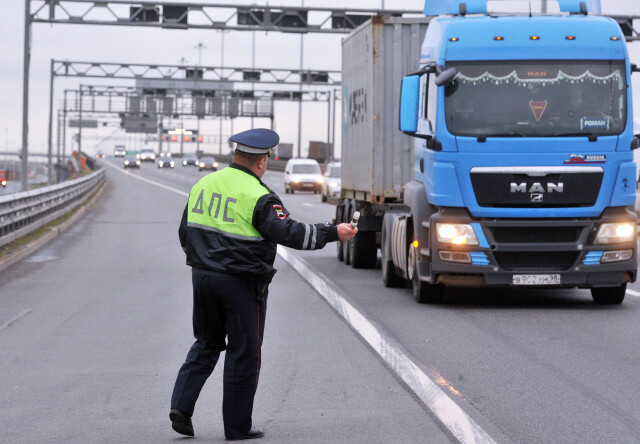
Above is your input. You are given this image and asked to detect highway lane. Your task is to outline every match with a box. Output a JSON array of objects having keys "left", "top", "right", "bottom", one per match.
[
  {"left": 122, "top": 159, "right": 640, "bottom": 443},
  {"left": 3, "top": 157, "right": 640, "bottom": 443},
  {"left": 0, "top": 159, "right": 451, "bottom": 443}
]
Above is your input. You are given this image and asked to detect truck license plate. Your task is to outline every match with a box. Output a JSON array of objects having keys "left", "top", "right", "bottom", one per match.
[{"left": 512, "top": 274, "right": 561, "bottom": 286}]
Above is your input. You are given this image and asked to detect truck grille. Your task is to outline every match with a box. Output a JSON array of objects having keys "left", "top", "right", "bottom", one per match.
[
  {"left": 493, "top": 251, "right": 579, "bottom": 271},
  {"left": 470, "top": 167, "right": 603, "bottom": 208}
]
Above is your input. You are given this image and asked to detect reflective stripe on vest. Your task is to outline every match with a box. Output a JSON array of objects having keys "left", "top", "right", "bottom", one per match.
[{"left": 187, "top": 167, "right": 269, "bottom": 241}]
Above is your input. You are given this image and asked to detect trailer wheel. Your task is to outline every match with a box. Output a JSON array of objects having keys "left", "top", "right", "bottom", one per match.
[
  {"left": 335, "top": 202, "right": 345, "bottom": 262},
  {"left": 350, "top": 231, "right": 377, "bottom": 269},
  {"left": 343, "top": 238, "right": 352, "bottom": 265},
  {"left": 591, "top": 284, "right": 626, "bottom": 305},
  {"left": 381, "top": 228, "right": 405, "bottom": 288}
]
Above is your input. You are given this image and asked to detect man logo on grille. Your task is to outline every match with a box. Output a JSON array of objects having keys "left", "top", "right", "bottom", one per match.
[{"left": 530, "top": 193, "right": 543, "bottom": 203}]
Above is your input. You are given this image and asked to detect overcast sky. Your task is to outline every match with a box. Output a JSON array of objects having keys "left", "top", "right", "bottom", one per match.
[{"left": 1, "top": 0, "right": 639, "bottom": 158}]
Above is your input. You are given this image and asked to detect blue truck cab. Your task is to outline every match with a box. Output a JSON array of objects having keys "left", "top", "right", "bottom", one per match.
[{"left": 393, "top": 0, "right": 638, "bottom": 304}]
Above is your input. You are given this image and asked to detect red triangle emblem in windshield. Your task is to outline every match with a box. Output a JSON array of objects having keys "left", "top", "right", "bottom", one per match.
[{"left": 529, "top": 100, "right": 548, "bottom": 122}]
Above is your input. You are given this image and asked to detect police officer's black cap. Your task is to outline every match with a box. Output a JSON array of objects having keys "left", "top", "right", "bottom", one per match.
[{"left": 230, "top": 128, "right": 279, "bottom": 154}]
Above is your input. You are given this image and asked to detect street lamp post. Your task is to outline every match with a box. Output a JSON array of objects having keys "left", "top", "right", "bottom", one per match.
[
  {"left": 194, "top": 42, "right": 206, "bottom": 67},
  {"left": 219, "top": 30, "right": 227, "bottom": 155},
  {"left": 20, "top": 0, "right": 32, "bottom": 191}
]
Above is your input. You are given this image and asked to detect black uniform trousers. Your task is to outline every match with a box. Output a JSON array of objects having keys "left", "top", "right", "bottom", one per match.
[{"left": 171, "top": 270, "right": 267, "bottom": 439}]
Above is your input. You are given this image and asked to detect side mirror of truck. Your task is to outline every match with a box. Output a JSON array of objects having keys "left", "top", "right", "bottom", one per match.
[
  {"left": 400, "top": 75, "right": 421, "bottom": 133},
  {"left": 435, "top": 68, "right": 458, "bottom": 87},
  {"left": 631, "top": 135, "right": 640, "bottom": 150},
  {"left": 399, "top": 75, "right": 432, "bottom": 140},
  {"left": 631, "top": 64, "right": 640, "bottom": 73}
]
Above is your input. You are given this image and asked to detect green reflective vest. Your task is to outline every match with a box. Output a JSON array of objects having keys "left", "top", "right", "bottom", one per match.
[{"left": 187, "top": 166, "right": 270, "bottom": 241}]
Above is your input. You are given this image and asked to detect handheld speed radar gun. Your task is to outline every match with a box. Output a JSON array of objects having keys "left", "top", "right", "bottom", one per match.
[{"left": 351, "top": 211, "right": 360, "bottom": 229}]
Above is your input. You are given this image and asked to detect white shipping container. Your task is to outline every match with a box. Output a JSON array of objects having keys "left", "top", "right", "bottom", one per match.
[{"left": 341, "top": 16, "right": 430, "bottom": 204}]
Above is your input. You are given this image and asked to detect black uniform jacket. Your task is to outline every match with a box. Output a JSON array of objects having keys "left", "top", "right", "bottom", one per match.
[{"left": 179, "top": 163, "right": 339, "bottom": 284}]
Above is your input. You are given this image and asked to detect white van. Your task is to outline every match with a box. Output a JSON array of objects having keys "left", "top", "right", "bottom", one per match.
[{"left": 283, "top": 158, "right": 323, "bottom": 194}]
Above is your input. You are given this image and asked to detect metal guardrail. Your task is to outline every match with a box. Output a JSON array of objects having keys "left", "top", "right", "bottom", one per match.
[{"left": 0, "top": 169, "right": 106, "bottom": 248}]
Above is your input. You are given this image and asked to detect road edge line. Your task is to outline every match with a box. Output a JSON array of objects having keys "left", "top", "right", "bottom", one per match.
[{"left": 277, "top": 247, "right": 497, "bottom": 444}]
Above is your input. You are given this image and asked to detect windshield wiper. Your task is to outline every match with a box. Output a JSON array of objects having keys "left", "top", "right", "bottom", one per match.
[
  {"left": 546, "top": 132, "right": 598, "bottom": 141},
  {"left": 477, "top": 132, "right": 525, "bottom": 142}
]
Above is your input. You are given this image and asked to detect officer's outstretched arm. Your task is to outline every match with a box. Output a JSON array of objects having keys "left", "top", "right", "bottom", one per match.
[{"left": 253, "top": 195, "right": 339, "bottom": 250}]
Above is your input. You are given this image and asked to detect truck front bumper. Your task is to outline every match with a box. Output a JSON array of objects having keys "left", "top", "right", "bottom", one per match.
[{"left": 423, "top": 207, "right": 637, "bottom": 288}]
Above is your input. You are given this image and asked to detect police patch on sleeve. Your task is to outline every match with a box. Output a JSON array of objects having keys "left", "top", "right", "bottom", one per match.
[{"left": 273, "top": 204, "right": 287, "bottom": 220}]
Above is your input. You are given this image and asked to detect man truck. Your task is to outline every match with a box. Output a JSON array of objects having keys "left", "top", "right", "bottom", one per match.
[{"left": 337, "top": 0, "right": 638, "bottom": 305}]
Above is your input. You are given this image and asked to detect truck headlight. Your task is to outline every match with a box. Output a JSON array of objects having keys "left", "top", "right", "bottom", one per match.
[
  {"left": 330, "top": 181, "right": 339, "bottom": 188},
  {"left": 595, "top": 222, "right": 635, "bottom": 244},
  {"left": 316, "top": 177, "right": 324, "bottom": 183},
  {"left": 436, "top": 223, "right": 478, "bottom": 245}
]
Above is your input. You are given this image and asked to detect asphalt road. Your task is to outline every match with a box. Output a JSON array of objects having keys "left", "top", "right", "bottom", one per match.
[
  {"left": 2, "top": 157, "right": 640, "bottom": 443},
  {"left": 0, "top": 159, "right": 451, "bottom": 444}
]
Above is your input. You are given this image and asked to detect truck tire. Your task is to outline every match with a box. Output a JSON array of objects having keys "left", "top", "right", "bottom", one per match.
[
  {"left": 322, "top": 192, "right": 327, "bottom": 203},
  {"left": 412, "top": 279, "right": 444, "bottom": 304},
  {"left": 591, "top": 284, "right": 626, "bottom": 305},
  {"left": 336, "top": 204, "right": 344, "bottom": 261},
  {"left": 381, "top": 227, "right": 405, "bottom": 287},
  {"left": 343, "top": 239, "right": 351, "bottom": 265},
  {"left": 408, "top": 246, "right": 443, "bottom": 303},
  {"left": 350, "top": 231, "right": 377, "bottom": 269}
]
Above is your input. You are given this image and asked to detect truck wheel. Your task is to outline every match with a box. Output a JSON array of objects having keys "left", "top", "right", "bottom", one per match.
[
  {"left": 408, "top": 247, "right": 443, "bottom": 303},
  {"left": 343, "top": 239, "right": 352, "bottom": 265},
  {"left": 336, "top": 204, "right": 345, "bottom": 261},
  {"left": 350, "top": 231, "right": 377, "bottom": 269},
  {"left": 381, "top": 230, "right": 405, "bottom": 288},
  {"left": 382, "top": 256, "right": 405, "bottom": 288},
  {"left": 412, "top": 277, "right": 444, "bottom": 304},
  {"left": 591, "top": 284, "right": 626, "bottom": 305},
  {"left": 322, "top": 192, "right": 327, "bottom": 203}
]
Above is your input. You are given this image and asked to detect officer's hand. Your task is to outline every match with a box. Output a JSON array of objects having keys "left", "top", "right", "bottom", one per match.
[{"left": 337, "top": 223, "right": 358, "bottom": 242}]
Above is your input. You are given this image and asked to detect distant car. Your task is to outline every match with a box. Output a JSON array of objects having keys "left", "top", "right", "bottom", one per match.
[
  {"left": 182, "top": 153, "right": 199, "bottom": 166},
  {"left": 95, "top": 151, "right": 106, "bottom": 159},
  {"left": 159, "top": 152, "right": 172, "bottom": 158},
  {"left": 284, "top": 158, "right": 323, "bottom": 194},
  {"left": 158, "top": 156, "right": 175, "bottom": 169},
  {"left": 123, "top": 155, "right": 140, "bottom": 168},
  {"left": 114, "top": 146, "right": 127, "bottom": 157},
  {"left": 139, "top": 149, "right": 156, "bottom": 162},
  {"left": 198, "top": 156, "right": 219, "bottom": 171},
  {"left": 321, "top": 161, "right": 341, "bottom": 202}
]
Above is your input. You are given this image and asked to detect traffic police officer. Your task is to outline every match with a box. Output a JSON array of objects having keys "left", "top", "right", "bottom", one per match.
[{"left": 169, "top": 128, "right": 357, "bottom": 440}]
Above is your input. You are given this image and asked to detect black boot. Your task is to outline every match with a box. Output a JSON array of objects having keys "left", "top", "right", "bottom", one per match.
[
  {"left": 226, "top": 426, "right": 264, "bottom": 440},
  {"left": 170, "top": 408, "right": 194, "bottom": 437}
]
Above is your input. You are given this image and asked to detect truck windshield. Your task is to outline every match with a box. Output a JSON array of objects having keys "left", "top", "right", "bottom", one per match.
[{"left": 443, "top": 60, "right": 626, "bottom": 137}]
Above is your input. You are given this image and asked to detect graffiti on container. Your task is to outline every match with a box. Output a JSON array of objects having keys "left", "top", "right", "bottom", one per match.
[{"left": 350, "top": 88, "right": 367, "bottom": 124}]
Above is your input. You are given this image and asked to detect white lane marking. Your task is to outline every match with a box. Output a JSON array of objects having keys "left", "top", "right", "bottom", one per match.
[
  {"left": 302, "top": 203, "right": 313, "bottom": 207},
  {"left": 0, "top": 309, "right": 32, "bottom": 330},
  {"left": 626, "top": 289, "right": 640, "bottom": 298},
  {"left": 108, "top": 163, "right": 496, "bottom": 444},
  {"left": 103, "top": 161, "right": 189, "bottom": 197},
  {"left": 278, "top": 247, "right": 496, "bottom": 444}
]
